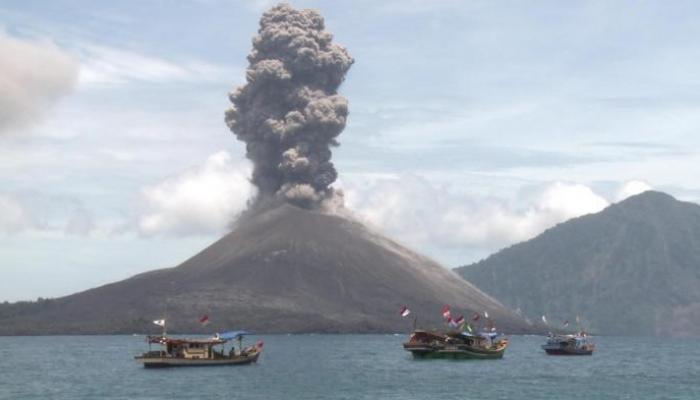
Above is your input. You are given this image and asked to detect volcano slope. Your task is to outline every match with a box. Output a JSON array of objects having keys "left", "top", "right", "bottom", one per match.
[{"left": 0, "top": 204, "right": 530, "bottom": 335}]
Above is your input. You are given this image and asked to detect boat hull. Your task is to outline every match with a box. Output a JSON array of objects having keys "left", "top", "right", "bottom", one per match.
[
  {"left": 404, "top": 344, "right": 506, "bottom": 360},
  {"left": 136, "top": 352, "right": 260, "bottom": 368},
  {"left": 542, "top": 347, "right": 593, "bottom": 356}
]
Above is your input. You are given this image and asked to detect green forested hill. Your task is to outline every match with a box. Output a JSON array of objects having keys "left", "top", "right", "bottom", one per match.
[{"left": 457, "top": 191, "right": 700, "bottom": 336}]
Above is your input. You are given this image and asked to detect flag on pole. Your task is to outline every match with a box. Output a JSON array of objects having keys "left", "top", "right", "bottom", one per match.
[
  {"left": 563, "top": 320, "right": 569, "bottom": 327},
  {"left": 541, "top": 315, "right": 548, "bottom": 325},
  {"left": 153, "top": 319, "right": 165, "bottom": 327},
  {"left": 484, "top": 311, "right": 489, "bottom": 319},
  {"left": 199, "top": 314, "right": 210, "bottom": 326},
  {"left": 448, "top": 316, "right": 459, "bottom": 328},
  {"left": 399, "top": 305, "right": 411, "bottom": 317},
  {"left": 465, "top": 323, "right": 473, "bottom": 333},
  {"left": 472, "top": 312, "right": 480, "bottom": 322},
  {"left": 256, "top": 340, "right": 264, "bottom": 349},
  {"left": 442, "top": 305, "right": 451, "bottom": 319},
  {"left": 454, "top": 315, "right": 465, "bottom": 327}
]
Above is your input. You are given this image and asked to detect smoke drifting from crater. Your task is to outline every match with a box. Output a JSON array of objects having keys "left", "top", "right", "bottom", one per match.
[{"left": 225, "top": 3, "right": 354, "bottom": 208}]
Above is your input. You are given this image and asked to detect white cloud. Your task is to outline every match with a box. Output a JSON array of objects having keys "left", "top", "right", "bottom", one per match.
[
  {"left": 343, "top": 176, "right": 636, "bottom": 263},
  {"left": 139, "top": 151, "right": 255, "bottom": 236},
  {"left": 77, "top": 45, "right": 240, "bottom": 88},
  {"left": 0, "top": 195, "right": 33, "bottom": 233},
  {"left": 0, "top": 192, "right": 100, "bottom": 237},
  {"left": 0, "top": 31, "right": 78, "bottom": 134},
  {"left": 615, "top": 180, "right": 653, "bottom": 201}
]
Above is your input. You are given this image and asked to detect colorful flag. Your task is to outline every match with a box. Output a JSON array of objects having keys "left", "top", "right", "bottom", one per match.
[
  {"left": 256, "top": 340, "right": 264, "bottom": 349},
  {"left": 465, "top": 323, "right": 473, "bottom": 333},
  {"left": 472, "top": 312, "right": 480, "bottom": 322},
  {"left": 399, "top": 305, "right": 411, "bottom": 317},
  {"left": 153, "top": 319, "right": 165, "bottom": 327},
  {"left": 541, "top": 315, "right": 548, "bottom": 325},
  {"left": 454, "top": 315, "right": 465, "bottom": 326},
  {"left": 442, "top": 305, "right": 451, "bottom": 319},
  {"left": 199, "top": 314, "right": 210, "bottom": 326},
  {"left": 448, "top": 317, "right": 459, "bottom": 328}
]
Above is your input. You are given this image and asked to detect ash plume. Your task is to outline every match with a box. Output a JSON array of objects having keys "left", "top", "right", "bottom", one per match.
[{"left": 225, "top": 3, "right": 354, "bottom": 209}]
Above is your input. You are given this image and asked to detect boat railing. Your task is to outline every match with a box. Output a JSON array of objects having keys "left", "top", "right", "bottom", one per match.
[{"left": 141, "top": 350, "right": 168, "bottom": 358}]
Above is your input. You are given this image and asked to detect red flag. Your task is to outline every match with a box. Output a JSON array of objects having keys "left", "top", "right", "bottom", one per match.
[
  {"left": 455, "top": 315, "right": 465, "bottom": 325},
  {"left": 442, "top": 305, "right": 451, "bottom": 319},
  {"left": 198, "top": 314, "right": 210, "bottom": 325},
  {"left": 256, "top": 340, "right": 264, "bottom": 349},
  {"left": 472, "top": 312, "right": 480, "bottom": 322}
]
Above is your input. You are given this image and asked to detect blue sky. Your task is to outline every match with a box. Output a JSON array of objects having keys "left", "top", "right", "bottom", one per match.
[{"left": 2, "top": 0, "right": 700, "bottom": 301}]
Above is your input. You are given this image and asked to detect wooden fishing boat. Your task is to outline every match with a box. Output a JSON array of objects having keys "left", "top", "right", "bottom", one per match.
[
  {"left": 541, "top": 332, "right": 594, "bottom": 355},
  {"left": 403, "top": 329, "right": 508, "bottom": 360},
  {"left": 135, "top": 331, "right": 263, "bottom": 368}
]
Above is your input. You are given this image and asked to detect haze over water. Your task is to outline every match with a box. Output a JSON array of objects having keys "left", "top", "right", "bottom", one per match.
[{"left": 1, "top": 334, "right": 698, "bottom": 399}]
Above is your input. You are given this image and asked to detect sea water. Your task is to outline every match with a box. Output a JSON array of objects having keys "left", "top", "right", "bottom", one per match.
[{"left": 0, "top": 334, "right": 698, "bottom": 399}]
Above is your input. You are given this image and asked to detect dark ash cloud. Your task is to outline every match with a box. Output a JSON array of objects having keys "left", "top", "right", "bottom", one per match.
[{"left": 225, "top": 3, "right": 354, "bottom": 208}]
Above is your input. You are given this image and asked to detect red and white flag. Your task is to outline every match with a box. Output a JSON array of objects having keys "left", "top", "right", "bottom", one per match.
[
  {"left": 399, "top": 305, "right": 411, "bottom": 317},
  {"left": 256, "top": 340, "right": 264, "bottom": 349},
  {"left": 454, "top": 315, "right": 465, "bottom": 326},
  {"left": 472, "top": 312, "right": 480, "bottom": 322},
  {"left": 447, "top": 316, "right": 458, "bottom": 328},
  {"left": 442, "top": 305, "right": 451, "bottom": 319},
  {"left": 198, "top": 314, "right": 210, "bottom": 326}
]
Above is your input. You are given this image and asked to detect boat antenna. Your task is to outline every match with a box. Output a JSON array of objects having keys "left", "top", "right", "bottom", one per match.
[
  {"left": 576, "top": 315, "right": 582, "bottom": 334},
  {"left": 163, "top": 301, "right": 168, "bottom": 337}
]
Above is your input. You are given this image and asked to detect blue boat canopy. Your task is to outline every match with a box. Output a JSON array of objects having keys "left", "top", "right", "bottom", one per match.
[{"left": 217, "top": 331, "right": 251, "bottom": 341}]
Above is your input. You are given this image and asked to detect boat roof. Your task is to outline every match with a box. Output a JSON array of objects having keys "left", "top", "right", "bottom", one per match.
[
  {"left": 459, "top": 331, "right": 501, "bottom": 339},
  {"left": 217, "top": 331, "right": 251, "bottom": 341},
  {"left": 148, "top": 335, "right": 225, "bottom": 345},
  {"left": 147, "top": 330, "right": 252, "bottom": 345}
]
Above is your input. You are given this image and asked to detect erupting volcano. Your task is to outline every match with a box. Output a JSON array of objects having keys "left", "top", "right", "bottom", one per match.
[{"left": 0, "top": 3, "right": 530, "bottom": 335}]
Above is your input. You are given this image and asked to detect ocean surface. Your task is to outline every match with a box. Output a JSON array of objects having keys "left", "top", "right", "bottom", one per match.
[{"left": 1, "top": 334, "right": 698, "bottom": 400}]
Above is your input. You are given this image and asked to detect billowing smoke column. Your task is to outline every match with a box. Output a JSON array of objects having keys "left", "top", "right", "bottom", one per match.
[{"left": 225, "top": 3, "right": 354, "bottom": 208}]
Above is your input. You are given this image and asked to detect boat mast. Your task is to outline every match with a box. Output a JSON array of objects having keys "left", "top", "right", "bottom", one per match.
[{"left": 163, "top": 302, "right": 168, "bottom": 337}]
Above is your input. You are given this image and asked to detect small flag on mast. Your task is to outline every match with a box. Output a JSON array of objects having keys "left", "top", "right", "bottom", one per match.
[
  {"left": 472, "top": 313, "right": 480, "bottom": 322},
  {"left": 484, "top": 311, "right": 489, "bottom": 319},
  {"left": 442, "top": 305, "right": 451, "bottom": 319},
  {"left": 541, "top": 315, "right": 548, "bottom": 325},
  {"left": 399, "top": 305, "right": 411, "bottom": 318},
  {"left": 153, "top": 319, "right": 165, "bottom": 327},
  {"left": 454, "top": 315, "right": 465, "bottom": 326},
  {"left": 199, "top": 314, "right": 210, "bottom": 326}
]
